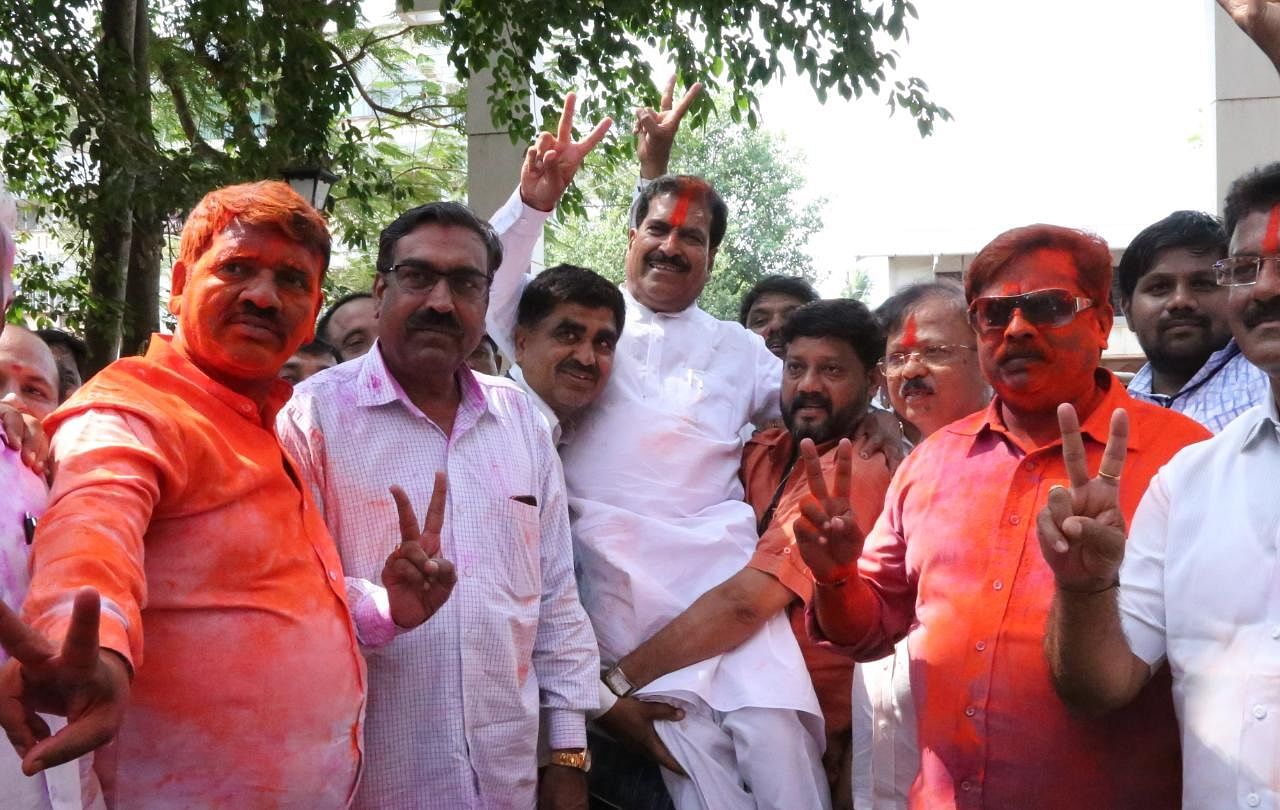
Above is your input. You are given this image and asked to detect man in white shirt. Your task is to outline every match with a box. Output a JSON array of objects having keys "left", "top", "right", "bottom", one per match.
[
  {"left": 278, "top": 201, "right": 601, "bottom": 810},
  {"left": 1040, "top": 158, "right": 1280, "bottom": 807},
  {"left": 508, "top": 263, "right": 625, "bottom": 445},
  {"left": 488, "top": 101, "right": 829, "bottom": 808}
]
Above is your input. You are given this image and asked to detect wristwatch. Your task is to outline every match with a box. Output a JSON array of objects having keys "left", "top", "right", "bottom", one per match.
[
  {"left": 548, "top": 748, "right": 592, "bottom": 772},
  {"left": 602, "top": 664, "right": 637, "bottom": 698}
]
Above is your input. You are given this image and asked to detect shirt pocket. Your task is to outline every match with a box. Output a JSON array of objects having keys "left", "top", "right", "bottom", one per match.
[
  {"left": 663, "top": 367, "right": 739, "bottom": 438},
  {"left": 498, "top": 498, "right": 542, "bottom": 603}
]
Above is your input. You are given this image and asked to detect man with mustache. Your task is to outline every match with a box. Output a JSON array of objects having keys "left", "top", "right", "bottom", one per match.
[
  {"left": 1119, "top": 210, "right": 1268, "bottom": 431},
  {"left": 739, "top": 275, "right": 820, "bottom": 358},
  {"left": 848, "top": 279, "right": 991, "bottom": 810},
  {"left": 1041, "top": 158, "right": 1280, "bottom": 806},
  {"left": 506, "top": 263, "right": 624, "bottom": 446},
  {"left": 795, "top": 224, "right": 1210, "bottom": 808},
  {"left": 486, "top": 87, "right": 831, "bottom": 807},
  {"left": 0, "top": 181, "right": 456, "bottom": 807},
  {"left": 278, "top": 202, "right": 603, "bottom": 808},
  {"left": 874, "top": 280, "right": 991, "bottom": 447}
]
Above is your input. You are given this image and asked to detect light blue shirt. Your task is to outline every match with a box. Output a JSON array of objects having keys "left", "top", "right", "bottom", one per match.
[{"left": 1127, "top": 339, "right": 1269, "bottom": 432}]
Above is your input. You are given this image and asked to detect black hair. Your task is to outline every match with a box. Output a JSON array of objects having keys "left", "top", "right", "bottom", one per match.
[
  {"left": 376, "top": 201, "right": 503, "bottom": 278},
  {"left": 1224, "top": 161, "right": 1280, "bottom": 243},
  {"left": 1116, "top": 211, "right": 1226, "bottom": 301},
  {"left": 295, "top": 338, "right": 342, "bottom": 365},
  {"left": 632, "top": 175, "right": 728, "bottom": 251},
  {"left": 781, "top": 299, "right": 886, "bottom": 372},
  {"left": 737, "top": 275, "right": 820, "bottom": 325},
  {"left": 516, "top": 263, "right": 626, "bottom": 335},
  {"left": 316, "top": 291, "right": 372, "bottom": 344},
  {"left": 874, "top": 280, "right": 967, "bottom": 338},
  {"left": 34, "top": 328, "right": 88, "bottom": 375}
]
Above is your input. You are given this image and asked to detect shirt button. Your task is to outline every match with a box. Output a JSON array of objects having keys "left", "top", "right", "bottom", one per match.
[
  {"left": 1272, "top": 626, "right": 1280, "bottom": 639},
  {"left": 1253, "top": 705, "right": 1268, "bottom": 720},
  {"left": 975, "top": 641, "right": 987, "bottom": 651},
  {"left": 327, "top": 570, "right": 337, "bottom": 581},
  {"left": 878, "top": 720, "right": 888, "bottom": 730},
  {"left": 1247, "top": 794, "right": 1260, "bottom": 807},
  {"left": 1008, "top": 514, "right": 1021, "bottom": 525},
  {"left": 993, "top": 580, "right": 1004, "bottom": 591},
  {"left": 1023, "top": 460, "right": 1037, "bottom": 471},
  {"left": 964, "top": 706, "right": 976, "bottom": 717},
  {"left": 960, "top": 780, "right": 973, "bottom": 792}
]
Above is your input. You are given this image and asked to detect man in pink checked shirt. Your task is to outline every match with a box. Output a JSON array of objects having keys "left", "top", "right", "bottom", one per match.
[{"left": 278, "top": 194, "right": 606, "bottom": 807}]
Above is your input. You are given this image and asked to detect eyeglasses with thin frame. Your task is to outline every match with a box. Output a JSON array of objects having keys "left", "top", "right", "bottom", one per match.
[
  {"left": 968, "top": 288, "right": 1095, "bottom": 333},
  {"left": 1213, "top": 255, "right": 1280, "bottom": 287},
  {"left": 387, "top": 262, "right": 491, "bottom": 301},
  {"left": 878, "top": 344, "right": 976, "bottom": 377}
]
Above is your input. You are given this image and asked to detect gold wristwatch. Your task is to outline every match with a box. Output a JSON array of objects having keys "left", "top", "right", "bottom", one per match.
[{"left": 548, "top": 748, "right": 592, "bottom": 772}]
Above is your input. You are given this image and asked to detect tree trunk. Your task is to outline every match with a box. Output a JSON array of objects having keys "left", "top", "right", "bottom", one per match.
[
  {"left": 122, "top": 0, "right": 159, "bottom": 358},
  {"left": 83, "top": 0, "right": 142, "bottom": 375}
]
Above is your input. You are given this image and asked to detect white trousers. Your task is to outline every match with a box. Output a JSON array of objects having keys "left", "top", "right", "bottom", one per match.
[{"left": 653, "top": 695, "right": 831, "bottom": 810}]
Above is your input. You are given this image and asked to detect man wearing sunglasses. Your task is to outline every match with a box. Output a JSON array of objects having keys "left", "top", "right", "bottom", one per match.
[
  {"left": 1042, "top": 156, "right": 1280, "bottom": 806},
  {"left": 796, "top": 224, "right": 1209, "bottom": 808}
]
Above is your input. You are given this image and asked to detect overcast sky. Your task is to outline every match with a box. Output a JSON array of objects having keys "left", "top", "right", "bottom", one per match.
[{"left": 754, "top": 0, "right": 1221, "bottom": 294}]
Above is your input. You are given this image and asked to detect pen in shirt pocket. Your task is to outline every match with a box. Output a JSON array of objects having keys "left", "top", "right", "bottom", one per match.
[{"left": 24, "top": 513, "right": 37, "bottom": 545}]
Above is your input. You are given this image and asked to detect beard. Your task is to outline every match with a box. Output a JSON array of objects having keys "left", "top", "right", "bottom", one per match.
[{"left": 783, "top": 392, "right": 868, "bottom": 445}]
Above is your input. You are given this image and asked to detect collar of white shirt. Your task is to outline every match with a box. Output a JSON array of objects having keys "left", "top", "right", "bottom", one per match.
[{"left": 1241, "top": 381, "right": 1280, "bottom": 450}]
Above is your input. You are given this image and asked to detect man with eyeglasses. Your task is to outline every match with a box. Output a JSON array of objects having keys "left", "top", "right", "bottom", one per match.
[
  {"left": 1041, "top": 159, "right": 1280, "bottom": 807},
  {"left": 1118, "top": 211, "right": 1269, "bottom": 432},
  {"left": 277, "top": 200, "right": 601, "bottom": 810},
  {"left": 795, "top": 224, "right": 1209, "bottom": 808}
]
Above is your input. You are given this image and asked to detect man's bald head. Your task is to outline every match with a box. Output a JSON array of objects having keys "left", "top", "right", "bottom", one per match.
[{"left": 0, "top": 324, "right": 60, "bottom": 420}]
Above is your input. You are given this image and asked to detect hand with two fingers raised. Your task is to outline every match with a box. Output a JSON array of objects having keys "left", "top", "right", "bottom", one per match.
[
  {"left": 0, "top": 588, "right": 129, "bottom": 776},
  {"left": 792, "top": 437, "right": 865, "bottom": 586},
  {"left": 519, "top": 93, "right": 613, "bottom": 213},
  {"left": 383, "top": 472, "right": 457, "bottom": 630},
  {"left": 635, "top": 76, "right": 703, "bottom": 179},
  {"left": 1037, "top": 404, "right": 1130, "bottom": 596}
]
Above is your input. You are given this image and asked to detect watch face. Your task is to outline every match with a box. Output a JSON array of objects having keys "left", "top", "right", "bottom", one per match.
[{"left": 604, "top": 667, "right": 634, "bottom": 696}]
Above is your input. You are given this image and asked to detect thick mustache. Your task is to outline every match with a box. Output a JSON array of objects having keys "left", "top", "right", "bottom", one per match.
[
  {"left": 556, "top": 359, "right": 599, "bottom": 381},
  {"left": 645, "top": 249, "right": 690, "bottom": 273},
  {"left": 406, "top": 311, "right": 462, "bottom": 334},
  {"left": 1242, "top": 299, "right": 1280, "bottom": 329},
  {"left": 230, "top": 307, "right": 283, "bottom": 337},
  {"left": 900, "top": 378, "right": 934, "bottom": 397},
  {"left": 790, "top": 394, "right": 831, "bottom": 414}
]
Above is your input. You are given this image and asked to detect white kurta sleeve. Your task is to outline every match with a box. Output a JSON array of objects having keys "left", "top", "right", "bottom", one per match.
[{"left": 486, "top": 189, "right": 551, "bottom": 359}]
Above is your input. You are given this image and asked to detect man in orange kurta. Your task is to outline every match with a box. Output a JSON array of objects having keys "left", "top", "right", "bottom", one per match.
[{"left": 0, "top": 181, "right": 453, "bottom": 808}]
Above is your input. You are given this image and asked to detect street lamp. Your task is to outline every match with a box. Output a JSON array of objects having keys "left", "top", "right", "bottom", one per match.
[{"left": 282, "top": 166, "right": 340, "bottom": 211}]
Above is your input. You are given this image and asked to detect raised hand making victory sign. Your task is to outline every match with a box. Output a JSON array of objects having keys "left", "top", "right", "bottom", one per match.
[
  {"left": 384, "top": 471, "right": 457, "bottom": 629},
  {"left": 792, "top": 437, "right": 864, "bottom": 586},
  {"left": 519, "top": 93, "right": 613, "bottom": 213},
  {"left": 1036, "top": 404, "right": 1129, "bottom": 595}
]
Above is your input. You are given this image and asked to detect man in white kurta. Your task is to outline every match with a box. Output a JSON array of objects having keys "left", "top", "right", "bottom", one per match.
[{"left": 488, "top": 173, "right": 829, "bottom": 809}]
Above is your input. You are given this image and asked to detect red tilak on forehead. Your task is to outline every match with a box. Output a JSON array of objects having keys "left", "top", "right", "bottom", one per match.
[
  {"left": 669, "top": 191, "right": 693, "bottom": 228},
  {"left": 1264, "top": 202, "right": 1280, "bottom": 255},
  {"left": 900, "top": 313, "right": 919, "bottom": 348}
]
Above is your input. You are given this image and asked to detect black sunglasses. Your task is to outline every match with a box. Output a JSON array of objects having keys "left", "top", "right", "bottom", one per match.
[{"left": 968, "top": 288, "right": 1094, "bottom": 333}]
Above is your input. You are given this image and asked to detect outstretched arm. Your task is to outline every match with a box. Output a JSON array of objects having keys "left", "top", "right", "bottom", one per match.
[
  {"left": 1219, "top": 0, "right": 1280, "bottom": 72},
  {"left": 1038, "top": 404, "right": 1152, "bottom": 716}
]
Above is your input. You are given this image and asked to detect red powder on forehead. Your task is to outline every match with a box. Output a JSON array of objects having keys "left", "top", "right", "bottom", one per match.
[
  {"left": 669, "top": 191, "right": 693, "bottom": 228},
  {"left": 900, "top": 313, "right": 919, "bottom": 348},
  {"left": 1264, "top": 203, "right": 1280, "bottom": 255}
]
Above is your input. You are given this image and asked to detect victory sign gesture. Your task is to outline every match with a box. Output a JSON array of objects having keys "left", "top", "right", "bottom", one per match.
[
  {"left": 1037, "top": 404, "right": 1129, "bottom": 595},
  {"left": 0, "top": 588, "right": 129, "bottom": 775},
  {"left": 793, "top": 437, "right": 865, "bottom": 586},
  {"left": 635, "top": 75, "right": 703, "bottom": 179},
  {"left": 383, "top": 472, "right": 457, "bottom": 629},
  {"left": 519, "top": 93, "right": 612, "bottom": 213}
]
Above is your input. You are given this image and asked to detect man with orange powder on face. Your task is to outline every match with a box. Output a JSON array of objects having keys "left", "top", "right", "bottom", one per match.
[
  {"left": 795, "top": 225, "right": 1209, "bottom": 808},
  {"left": 0, "top": 181, "right": 456, "bottom": 808}
]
